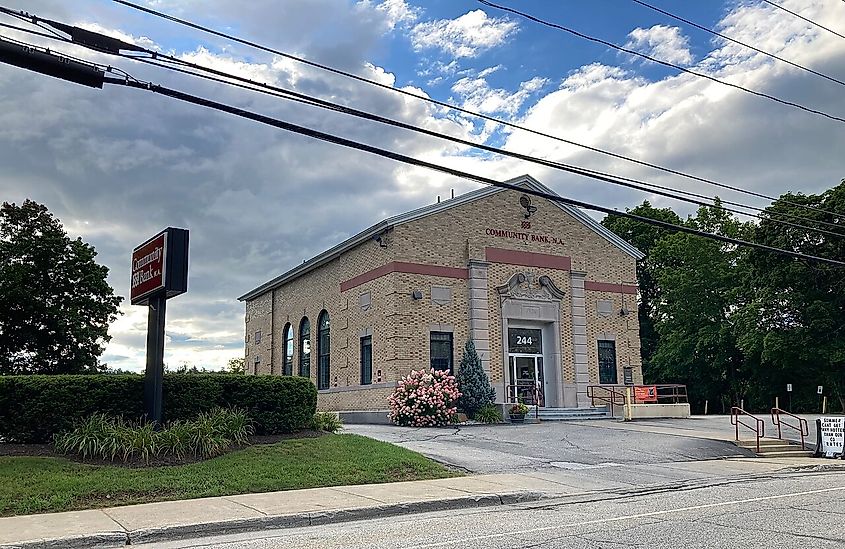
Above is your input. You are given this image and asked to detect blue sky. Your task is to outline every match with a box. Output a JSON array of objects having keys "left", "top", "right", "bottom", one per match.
[
  {"left": 377, "top": 1, "right": 727, "bottom": 91},
  {"left": 1, "top": 0, "right": 843, "bottom": 370}
]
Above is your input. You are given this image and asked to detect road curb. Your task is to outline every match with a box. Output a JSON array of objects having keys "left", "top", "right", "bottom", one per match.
[
  {"left": 2, "top": 491, "right": 545, "bottom": 549},
  {"left": 0, "top": 532, "right": 127, "bottom": 549},
  {"left": 128, "top": 491, "right": 544, "bottom": 545}
]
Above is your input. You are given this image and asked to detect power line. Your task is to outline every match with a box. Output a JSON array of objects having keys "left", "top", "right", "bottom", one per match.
[
  {"left": 2, "top": 33, "right": 843, "bottom": 267},
  {"left": 9, "top": 2, "right": 842, "bottom": 234},
  {"left": 122, "top": 51, "right": 845, "bottom": 240},
  {"left": 11, "top": 7, "right": 836, "bottom": 240},
  {"left": 631, "top": 0, "right": 845, "bottom": 88},
  {"left": 108, "top": 78, "right": 845, "bottom": 267},
  {"left": 105, "top": 0, "right": 844, "bottom": 220},
  {"left": 761, "top": 0, "right": 845, "bottom": 41},
  {"left": 478, "top": 0, "right": 845, "bottom": 125}
]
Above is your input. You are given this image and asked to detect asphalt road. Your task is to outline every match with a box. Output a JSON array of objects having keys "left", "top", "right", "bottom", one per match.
[
  {"left": 345, "top": 420, "right": 752, "bottom": 473},
  {"left": 145, "top": 466, "right": 845, "bottom": 548}
]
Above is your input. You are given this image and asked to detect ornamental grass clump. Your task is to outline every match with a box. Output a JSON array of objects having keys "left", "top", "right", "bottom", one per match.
[
  {"left": 388, "top": 369, "right": 461, "bottom": 427},
  {"left": 54, "top": 407, "right": 254, "bottom": 463}
]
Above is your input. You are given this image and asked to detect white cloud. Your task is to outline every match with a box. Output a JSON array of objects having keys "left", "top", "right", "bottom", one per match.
[
  {"left": 3, "top": 0, "right": 845, "bottom": 374},
  {"left": 374, "top": 0, "right": 420, "bottom": 31},
  {"left": 410, "top": 9, "right": 518, "bottom": 59},
  {"left": 623, "top": 25, "right": 694, "bottom": 66},
  {"left": 451, "top": 73, "right": 548, "bottom": 116}
]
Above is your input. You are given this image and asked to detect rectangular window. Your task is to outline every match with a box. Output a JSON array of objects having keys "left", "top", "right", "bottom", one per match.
[
  {"left": 598, "top": 340, "right": 618, "bottom": 385},
  {"left": 254, "top": 331, "right": 261, "bottom": 344},
  {"left": 253, "top": 355, "right": 260, "bottom": 375},
  {"left": 360, "top": 336, "right": 373, "bottom": 385},
  {"left": 430, "top": 332, "right": 454, "bottom": 373}
]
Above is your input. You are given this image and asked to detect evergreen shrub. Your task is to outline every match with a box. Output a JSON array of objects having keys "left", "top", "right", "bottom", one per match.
[
  {"left": 0, "top": 374, "right": 316, "bottom": 442},
  {"left": 455, "top": 340, "right": 496, "bottom": 418}
]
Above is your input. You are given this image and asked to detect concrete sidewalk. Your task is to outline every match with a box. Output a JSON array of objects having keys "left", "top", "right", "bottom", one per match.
[{"left": 2, "top": 457, "right": 841, "bottom": 549}]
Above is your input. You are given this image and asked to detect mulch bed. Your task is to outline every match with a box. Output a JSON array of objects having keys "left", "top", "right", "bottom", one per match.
[{"left": 0, "top": 430, "right": 326, "bottom": 467}]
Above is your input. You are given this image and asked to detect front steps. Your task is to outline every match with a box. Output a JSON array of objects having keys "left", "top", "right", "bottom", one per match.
[
  {"left": 533, "top": 406, "right": 611, "bottom": 421},
  {"left": 735, "top": 437, "right": 816, "bottom": 458}
]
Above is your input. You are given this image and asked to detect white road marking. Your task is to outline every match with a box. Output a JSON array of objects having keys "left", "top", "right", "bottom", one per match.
[{"left": 409, "top": 485, "right": 845, "bottom": 548}]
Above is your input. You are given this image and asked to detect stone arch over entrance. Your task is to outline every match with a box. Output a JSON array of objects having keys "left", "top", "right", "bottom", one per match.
[{"left": 497, "top": 272, "right": 565, "bottom": 408}]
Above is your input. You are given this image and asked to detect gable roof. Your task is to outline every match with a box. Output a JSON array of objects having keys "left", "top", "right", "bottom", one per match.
[{"left": 238, "top": 174, "right": 644, "bottom": 301}]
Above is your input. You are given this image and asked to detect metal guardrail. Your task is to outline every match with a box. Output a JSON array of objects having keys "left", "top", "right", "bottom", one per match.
[
  {"left": 586, "top": 384, "right": 688, "bottom": 418},
  {"left": 731, "top": 406, "right": 764, "bottom": 453},
  {"left": 771, "top": 407, "right": 809, "bottom": 450},
  {"left": 648, "top": 384, "right": 688, "bottom": 404},
  {"left": 586, "top": 385, "right": 626, "bottom": 418}
]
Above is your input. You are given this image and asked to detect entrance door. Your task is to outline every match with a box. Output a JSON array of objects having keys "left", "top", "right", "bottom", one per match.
[{"left": 508, "top": 354, "right": 545, "bottom": 406}]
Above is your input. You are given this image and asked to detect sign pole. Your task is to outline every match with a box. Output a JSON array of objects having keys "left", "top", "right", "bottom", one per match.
[
  {"left": 132, "top": 227, "right": 188, "bottom": 425},
  {"left": 144, "top": 294, "right": 167, "bottom": 424}
]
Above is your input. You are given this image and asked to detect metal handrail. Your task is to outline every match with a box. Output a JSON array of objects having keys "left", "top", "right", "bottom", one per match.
[
  {"left": 506, "top": 382, "right": 544, "bottom": 407},
  {"left": 731, "top": 407, "right": 764, "bottom": 453},
  {"left": 771, "top": 408, "right": 809, "bottom": 450},
  {"left": 587, "top": 385, "right": 626, "bottom": 418},
  {"left": 505, "top": 382, "right": 541, "bottom": 421}
]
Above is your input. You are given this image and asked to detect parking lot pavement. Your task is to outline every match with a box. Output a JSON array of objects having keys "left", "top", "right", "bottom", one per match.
[{"left": 345, "top": 420, "right": 753, "bottom": 474}]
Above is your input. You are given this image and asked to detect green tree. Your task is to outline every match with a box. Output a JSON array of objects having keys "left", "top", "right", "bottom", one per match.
[
  {"left": 227, "top": 357, "right": 246, "bottom": 374},
  {"left": 0, "top": 200, "right": 122, "bottom": 374},
  {"left": 456, "top": 339, "right": 495, "bottom": 418},
  {"left": 602, "top": 201, "right": 681, "bottom": 381},
  {"left": 649, "top": 201, "right": 757, "bottom": 412},
  {"left": 739, "top": 182, "right": 845, "bottom": 411}
]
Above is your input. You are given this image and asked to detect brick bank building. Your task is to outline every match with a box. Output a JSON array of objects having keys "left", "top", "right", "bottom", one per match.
[{"left": 239, "top": 176, "right": 644, "bottom": 411}]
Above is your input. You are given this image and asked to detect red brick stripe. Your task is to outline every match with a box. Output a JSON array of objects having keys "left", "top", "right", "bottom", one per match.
[
  {"left": 584, "top": 281, "right": 638, "bottom": 294},
  {"left": 485, "top": 247, "right": 571, "bottom": 271},
  {"left": 340, "top": 261, "right": 468, "bottom": 292}
]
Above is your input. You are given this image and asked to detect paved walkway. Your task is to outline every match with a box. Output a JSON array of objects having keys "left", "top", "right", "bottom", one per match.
[
  {"left": 346, "top": 419, "right": 752, "bottom": 473},
  {"left": 347, "top": 414, "right": 831, "bottom": 473},
  {"left": 2, "top": 457, "right": 840, "bottom": 549}
]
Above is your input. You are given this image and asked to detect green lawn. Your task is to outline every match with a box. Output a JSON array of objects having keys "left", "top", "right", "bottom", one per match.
[{"left": 0, "top": 434, "right": 460, "bottom": 517}]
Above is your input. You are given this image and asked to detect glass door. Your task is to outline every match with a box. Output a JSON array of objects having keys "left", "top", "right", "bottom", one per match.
[{"left": 508, "top": 354, "right": 545, "bottom": 406}]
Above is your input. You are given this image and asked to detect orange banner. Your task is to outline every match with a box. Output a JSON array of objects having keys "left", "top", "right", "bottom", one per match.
[{"left": 634, "top": 385, "right": 658, "bottom": 403}]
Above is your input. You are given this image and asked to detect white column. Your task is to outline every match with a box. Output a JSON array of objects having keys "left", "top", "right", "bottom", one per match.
[
  {"left": 468, "top": 260, "right": 491, "bottom": 374},
  {"left": 570, "top": 271, "right": 590, "bottom": 408}
]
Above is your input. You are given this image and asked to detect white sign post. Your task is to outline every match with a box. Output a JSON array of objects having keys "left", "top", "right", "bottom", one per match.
[
  {"left": 818, "top": 386, "right": 824, "bottom": 395},
  {"left": 816, "top": 417, "right": 845, "bottom": 459}
]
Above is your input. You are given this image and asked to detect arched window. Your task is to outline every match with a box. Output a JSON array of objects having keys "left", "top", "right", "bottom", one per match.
[
  {"left": 283, "top": 323, "right": 294, "bottom": 376},
  {"left": 317, "top": 311, "right": 330, "bottom": 390},
  {"left": 299, "top": 317, "right": 310, "bottom": 378}
]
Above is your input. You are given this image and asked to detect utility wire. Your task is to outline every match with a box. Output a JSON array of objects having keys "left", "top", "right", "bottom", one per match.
[
  {"left": 123, "top": 51, "right": 845, "bottom": 240},
  {"left": 106, "top": 0, "right": 844, "bottom": 220},
  {"left": 7, "top": 3, "right": 841, "bottom": 235},
  {"left": 104, "top": 78, "right": 845, "bottom": 267},
  {"left": 2, "top": 31, "right": 842, "bottom": 266},
  {"left": 11, "top": 7, "right": 834, "bottom": 240},
  {"left": 631, "top": 0, "right": 845, "bottom": 88},
  {"left": 478, "top": 0, "right": 845, "bottom": 125},
  {"left": 761, "top": 0, "right": 845, "bottom": 41}
]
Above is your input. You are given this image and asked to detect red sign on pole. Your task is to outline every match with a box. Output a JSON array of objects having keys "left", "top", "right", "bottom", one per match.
[
  {"left": 634, "top": 385, "right": 658, "bottom": 403},
  {"left": 131, "top": 232, "right": 167, "bottom": 305}
]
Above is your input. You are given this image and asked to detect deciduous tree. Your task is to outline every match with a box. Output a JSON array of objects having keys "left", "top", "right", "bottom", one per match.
[{"left": 0, "top": 200, "right": 122, "bottom": 374}]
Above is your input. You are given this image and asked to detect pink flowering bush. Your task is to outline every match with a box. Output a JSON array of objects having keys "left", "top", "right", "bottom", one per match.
[{"left": 388, "top": 369, "right": 461, "bottom": 427}]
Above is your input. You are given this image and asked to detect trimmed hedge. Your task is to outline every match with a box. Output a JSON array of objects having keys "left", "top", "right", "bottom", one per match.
[{"left": 0, "top": 374, "right": 317, "bottom": 443}]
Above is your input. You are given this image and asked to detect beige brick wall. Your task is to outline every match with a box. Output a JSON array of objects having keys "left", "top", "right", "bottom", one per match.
[
  {"left": 243, "top": 186, "right": 643, "bottom": 411},
  {"left": 585, "top": 291, "right": 643, "bottom": 385}
]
